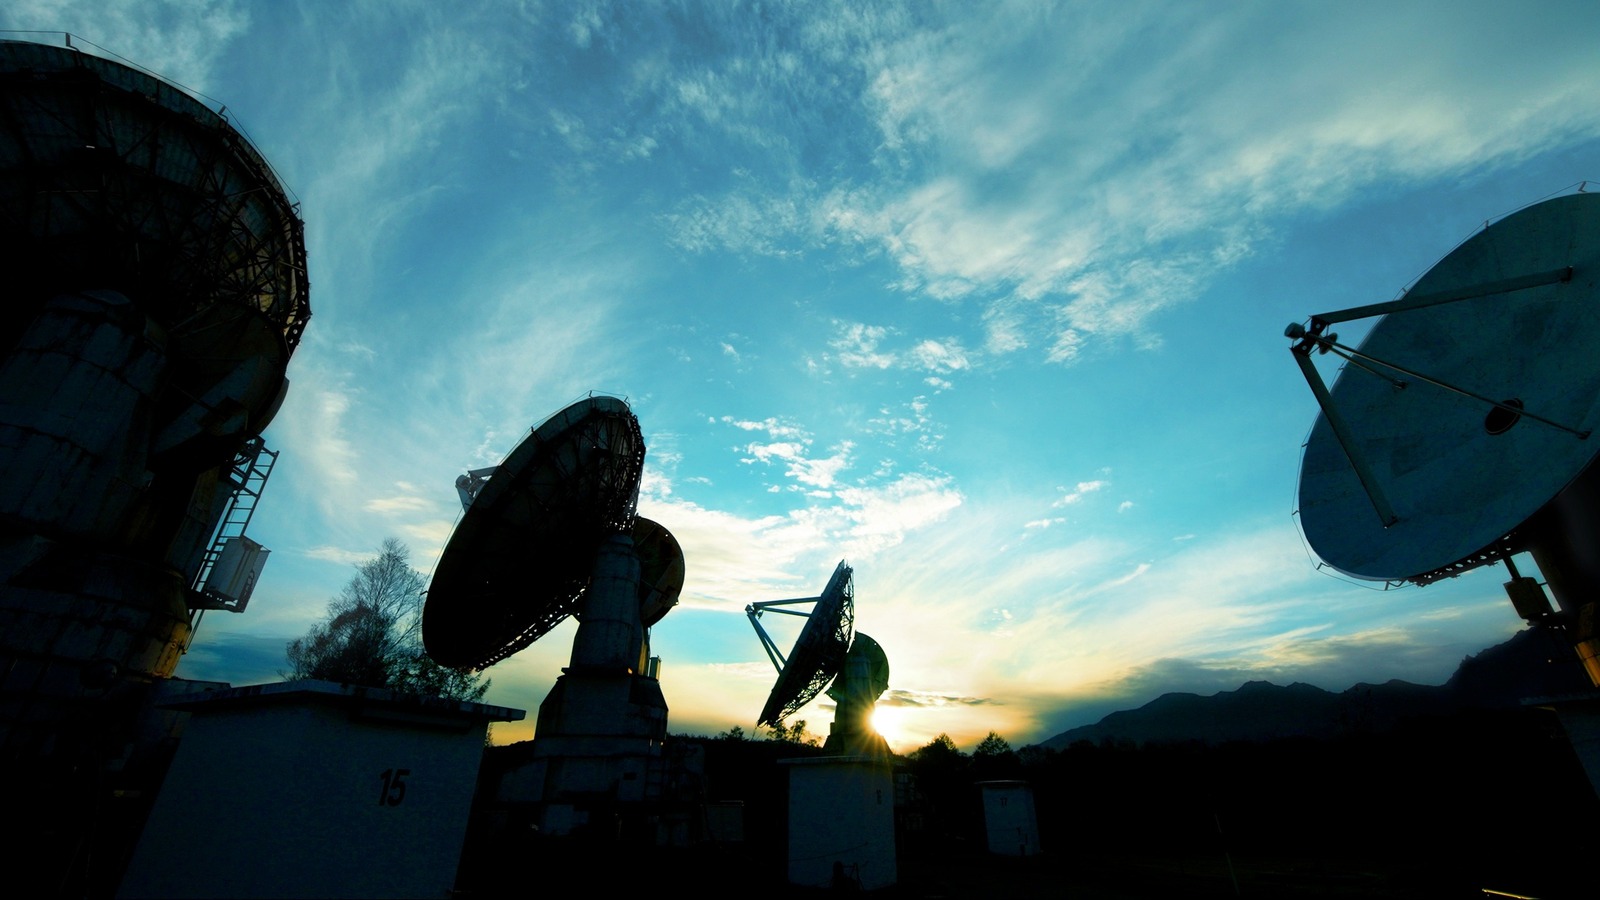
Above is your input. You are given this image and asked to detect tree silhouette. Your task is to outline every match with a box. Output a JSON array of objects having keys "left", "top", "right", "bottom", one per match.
[
  {"left": 764, "top": 719, "right": 821, "bottom": 746},
  {"left": 285, "top": 539, "right": 489, "bottom": 701},
  {"left": 973, "top": 730, "right": 1022, "bottom": 779},
  {"left": 974, "top": 731, "right": 1013, "bottom": 758},
  {"left": 911, "top": 733, "right": 965, "bottom": 762}
]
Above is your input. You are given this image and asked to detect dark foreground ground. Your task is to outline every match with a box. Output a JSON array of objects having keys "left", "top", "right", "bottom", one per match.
[
  {"left": 455, "top": 833, "right": 1589, "bottom": 899},
  {"left": 459, "top": 706, "right": 1596, "bottom": 899}
]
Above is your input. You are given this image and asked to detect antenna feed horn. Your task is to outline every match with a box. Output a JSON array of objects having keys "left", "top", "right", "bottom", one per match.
[{"left": 1286, "top": 321, "right": 1337, "bottom": 354}]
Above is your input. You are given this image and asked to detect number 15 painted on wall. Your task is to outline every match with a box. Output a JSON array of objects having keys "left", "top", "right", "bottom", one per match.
[{"left": 378, "top": 768, "right": 410, "bottom": 806}]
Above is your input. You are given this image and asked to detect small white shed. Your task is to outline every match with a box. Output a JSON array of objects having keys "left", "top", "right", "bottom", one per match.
[
  {"left": 118, "top": 680, "right": 523, "bottom": 899},
  {"left": 977, "top": 779, "right": 1041, "bottom": 856},
  {"left": 782, "top": 755, "right": 897, "bottom": 891}
]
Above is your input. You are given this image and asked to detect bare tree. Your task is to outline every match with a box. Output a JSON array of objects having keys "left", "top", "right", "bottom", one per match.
[
  {"left": 763, "top": 719, "right": 821, "bottom": 746},
  {"left": 285, "top": 539, "right": 489, "bottom": 701}
]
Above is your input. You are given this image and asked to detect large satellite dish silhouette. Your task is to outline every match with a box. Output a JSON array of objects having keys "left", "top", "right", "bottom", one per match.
[
  {"left": 1, "top": 39, "right": 309, "bottom": 456},
  {"left": 750, "top": 563, "right": 897, "bottom": 888},
  {"left": 424, "top": 395, "right": 649, "bottom": 668},
  {"left": 1289, "top": 191, "right": 1600, "bottom": 684},
  {"left": 422, "top": 395, "right": 683, "bottom": 833},
  {"left": 748, "top": 561, "right": 891, "bottom": 755},
  {"left": 748, "top": 561, "right": 856, "bottom": 727},
  {"left": 0, "top": 37, "right": 309, "bottom": 893}
]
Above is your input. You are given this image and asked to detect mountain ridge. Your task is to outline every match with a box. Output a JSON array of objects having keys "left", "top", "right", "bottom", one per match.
[{"left": 1040, "top": 627, "right": 1592, "bottom": 749}]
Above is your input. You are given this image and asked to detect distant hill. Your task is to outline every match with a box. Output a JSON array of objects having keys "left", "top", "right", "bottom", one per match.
[{"left": 1039, "top": 628, "right": 1592, "bottom": 749}]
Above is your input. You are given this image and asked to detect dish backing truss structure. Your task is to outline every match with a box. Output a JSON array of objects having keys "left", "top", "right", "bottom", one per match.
[
  {"left": 426, "top": 397, "right": 646, "bottom": 670},
  {"left": 748, "top": 561, "right": 890, "bottom": 756},
  {"left": 749, "top": 560, "right": 856, "bottom": 727}
]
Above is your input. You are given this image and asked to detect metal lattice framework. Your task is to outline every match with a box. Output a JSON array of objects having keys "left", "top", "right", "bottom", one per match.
[
  {"left": 748, "top": 561, "right": 855, "bottom": 726},
  {"left": 0, "top": 39, "right": 310, "bottom": 356},
  {"left": 424, "top": 396, "right": 645, "bottom": 669}
]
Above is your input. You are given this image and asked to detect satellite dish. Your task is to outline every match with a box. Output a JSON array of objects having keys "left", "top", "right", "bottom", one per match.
[
  {"left": 750, "top": 565, "right": 897, "bottom": 885},
  {"left": 1289, "top": 191, "right": 1600, "bottom": 685},
  {"left": 421, "top": 395, "right": 683, "bottom": 835},
  {"left": 0, "top": 40, "right": 309, "bottom": 462},
  {"left": 423, "top": 395, "right": 646, "bottom": 669},
  {"left": 747, "top": 561, "right": 855, "bottom": 728},
  {"left": 634, "top": 516, "right": 684, "bottom": 628},
  {"left": 747, "top": 561, "right": 892, "bottom": 755},
  {"left": 1292, "top": 193, "right": 1600, "bottom": 582},
  {"left": 0, "top": 38, "right": 308, "bottom": 893}
]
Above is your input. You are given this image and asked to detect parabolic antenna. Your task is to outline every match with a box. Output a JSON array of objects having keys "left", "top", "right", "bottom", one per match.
[
  {"left": 424, "top": 396, "right": 645, "bottom": 669},
  {"left": 0, "top": 39, "right": 310, "bottom": 450},
  {"left": 634, "top": 516, "right": 684, "bottom": 627},
  {"left": 748, "top": 561, "right": 855, "bottom": 727},
  {"left": 749, "top": 564, "right": 894, "bottom": 887},
  {"left": 0, "top": 38, "right": 308, "bottom": 893},
  {"left": 423, "top": 395, "right": 683, "bottom": 834},
  {"left": 829, "top": 632, "right": 890, "bottom": 704},
  {"left": 1292, "top": 192, "right": 1600, "bottom": 584}
]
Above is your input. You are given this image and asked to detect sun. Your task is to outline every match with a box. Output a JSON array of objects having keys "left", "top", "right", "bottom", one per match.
[{"left": 870, "top": 705, "right": 911, "bottom": 753}]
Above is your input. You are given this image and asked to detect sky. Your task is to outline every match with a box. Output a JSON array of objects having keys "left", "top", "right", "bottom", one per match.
[{"left": 7, "top": 0, "right": 1600, "bottom": 752}]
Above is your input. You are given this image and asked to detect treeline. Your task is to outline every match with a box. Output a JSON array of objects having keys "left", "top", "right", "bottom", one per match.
[{"left": 899, "top": 708, "right": 1597, "bottom": 896}]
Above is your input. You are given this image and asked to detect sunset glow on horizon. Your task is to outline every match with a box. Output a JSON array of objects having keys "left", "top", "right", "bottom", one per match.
[{"left": 14, "top": 1, "right": 1596, "bottom": 751}]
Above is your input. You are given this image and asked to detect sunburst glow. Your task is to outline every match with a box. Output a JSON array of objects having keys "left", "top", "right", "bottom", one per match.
[{"left": 870, "top": 705, "right": 911, "bottom": 753}]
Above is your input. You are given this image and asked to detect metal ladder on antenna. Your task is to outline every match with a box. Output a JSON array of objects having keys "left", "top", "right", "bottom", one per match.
[{"left": 187, "top": 437, "right": 278, "bottom": 634}]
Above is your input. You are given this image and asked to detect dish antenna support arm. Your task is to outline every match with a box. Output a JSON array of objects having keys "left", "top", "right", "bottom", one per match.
[
  {"left": 455, "top": 466, "right": 499, "bottom": 510},
  {"left": 1287, "top": 330, "right": 1399, "bottom": 528},
  {"left": 746, "top": 598, "right": 819, "bottom": 675},
  {"left": 1306, "top": 266, "right": 1572, "bottom": 328},
  {"left": 1287, "top": 264, "right": 1582, "bottom": 528}
]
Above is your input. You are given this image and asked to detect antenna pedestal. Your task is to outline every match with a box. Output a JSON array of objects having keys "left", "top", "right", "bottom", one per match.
[
  {"left": 567, "top": 535, "right": 646, "bottom": 670},
  {"left": 1519, "top": 466, "right": 1600, "bottom": 687},
  {"left": 822, "top": 713, "right": 890, "bottom": 758},
  {"left": 527, "top": 534, "right": 668, "bottom": 835},
  {"left": 0, "top": 39, "right": 307, "bottom": 893},
  {"left": 823, "top": 633, "right": 891, "bottom": 757},
  {"left": 527, "top": 670, "right": 668, "bottom": 834}
]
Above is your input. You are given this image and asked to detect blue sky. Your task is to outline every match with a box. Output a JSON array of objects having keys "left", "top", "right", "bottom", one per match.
[{"left": 9, "top": 1, "right": 1600, "bottom": 751}]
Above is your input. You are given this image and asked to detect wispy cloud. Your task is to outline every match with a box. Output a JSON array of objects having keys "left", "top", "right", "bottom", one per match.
[
  {"left": 720, "top": 416, "right": 809, "bottom": 439},
  {"left": 881, "top": 689, "right": 996, "bottom": 709},
  {"left": 906, "top": 339, "right": 970, "bottom": 373},
  {"left": 831, "top": 322, "right": 896, "bottom": 370},
  {"left": 365, "top": 493, "right": 434, "bottom": 515},
  {"left": 304, "top": 545, "right": 375, "bottom": 566},
  {"left": 1054, "top": 479, "right": 1109, "bottom": 507},
  {"left": 740, "top": 440, "right": 853, "bottom": 490},
  {"left": 827, "top": 321, "right": 974, "bottom": 376},
  {"left": 2, "top": 0, "right": 250, "bottom": 92},
  {"left": 626, "top": 2, "right": 1600, "bottom": 366}
]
